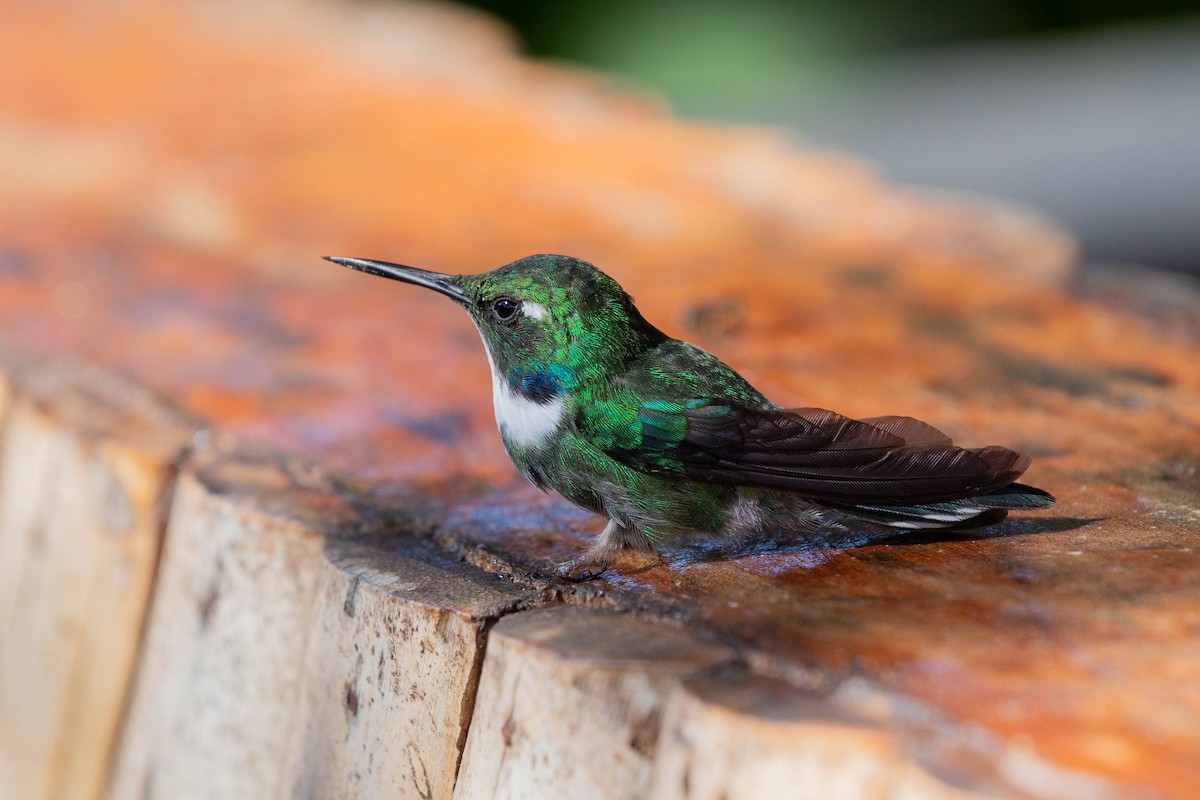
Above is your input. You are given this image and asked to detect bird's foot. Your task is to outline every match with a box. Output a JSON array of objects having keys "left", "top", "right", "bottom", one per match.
[
  {"left": 555, "top": 556, "right": 610, "bottom": 582},
  {"left": 555, "top": 518, "right": 656, "bottom": 581}
]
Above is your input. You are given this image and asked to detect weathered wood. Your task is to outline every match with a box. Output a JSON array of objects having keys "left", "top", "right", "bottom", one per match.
[
  {"left": 279, "top": 539, "right": 536, "bottom": 800},
  {"left": 0, "top": 360, "right": 194, "bottom": 800},
  {"left": 647, "top": 673, "right": 1118, "bottom": 800},
  {"left": 107, "top": 446, "right": 536, "bottom": 800},
  {"left": 107, "top": 456, "right": 329, "bottom": 800},
  {"left": 454, "top": 607, "right": 733, "bottom": 799},
  {"left": 649, "top": 676, "right": 971, "bottom": 800},
  {"left": 1, "top": 1, "right": 1199, "bottom": 797}
]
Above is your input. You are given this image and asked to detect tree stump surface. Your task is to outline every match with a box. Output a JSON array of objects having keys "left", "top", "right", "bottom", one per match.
[{"left": 1, "top": 2, "right": 1198, "bottom": 799}]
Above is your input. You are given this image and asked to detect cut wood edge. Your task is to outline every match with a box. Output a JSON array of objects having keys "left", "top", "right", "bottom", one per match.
[
  {"left": 0, "top": 353, "right": 196, "bottom": 800},
  {"left": 108, "top": 443, "right": 542, "bottom": 800},
  {"left": 107, "top": 455, "right": 336, "bottom": 800},
  {"left": 280, "top": 538, "right": 537, "bottom": 800},
  {"left": 453, "top": 606, "right": 735, "bottom": 800},
  {"left": 647, "top": 672, "right": 1121, "bottom": 800}
]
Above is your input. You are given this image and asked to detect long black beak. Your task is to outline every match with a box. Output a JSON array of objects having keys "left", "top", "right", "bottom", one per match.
[{"left": 324, "top": 256, "right": 469, "bottom": 303}]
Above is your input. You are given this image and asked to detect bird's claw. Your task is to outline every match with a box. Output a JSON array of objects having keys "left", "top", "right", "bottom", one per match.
[{"left": 555, "top": 557, "right": 610, "bottom": 582}]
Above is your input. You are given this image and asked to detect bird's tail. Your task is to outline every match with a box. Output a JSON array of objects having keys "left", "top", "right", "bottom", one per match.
[{"left": 823, "top": 483, "right": 1055, "bottom": 530}]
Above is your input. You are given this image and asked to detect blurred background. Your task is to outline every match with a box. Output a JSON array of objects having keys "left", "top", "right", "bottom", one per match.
[{"left": 459, "top": 0, "right": 1200, "bottom": 276}]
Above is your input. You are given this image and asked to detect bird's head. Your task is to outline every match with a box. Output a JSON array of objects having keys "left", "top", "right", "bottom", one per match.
[{"left": 326, "top": 254, "right": 665, "bottom": 397}]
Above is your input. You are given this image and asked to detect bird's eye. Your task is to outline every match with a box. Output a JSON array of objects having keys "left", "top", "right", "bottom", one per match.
[{"left": 491, "top": 297, "right": 521, "bottom": 322}]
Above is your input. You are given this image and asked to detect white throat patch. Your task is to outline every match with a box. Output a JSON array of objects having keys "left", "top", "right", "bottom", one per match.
[{"left": 479, "top": 344, "right": 567, "bottom": 450}]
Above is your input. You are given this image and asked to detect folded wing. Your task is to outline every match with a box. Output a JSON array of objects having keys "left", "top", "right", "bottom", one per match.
[{"left": 607, "top": 401, "right": 1033, "bottom": 505}]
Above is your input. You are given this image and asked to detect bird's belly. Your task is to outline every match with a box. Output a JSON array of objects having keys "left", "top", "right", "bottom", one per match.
[{"left": 546, "top": 436, "right": 734, "bottom": 537}]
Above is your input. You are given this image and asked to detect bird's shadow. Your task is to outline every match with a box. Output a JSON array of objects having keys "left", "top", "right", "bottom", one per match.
[{"left": 668, "top": 516, "right": 1104, "bottom": 565}]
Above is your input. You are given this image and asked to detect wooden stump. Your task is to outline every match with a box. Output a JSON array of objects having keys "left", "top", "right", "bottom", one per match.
[
  {"left": 454, "top": 607, "right": 733, "bottom": 800},
  {"left": 107, "top": 458, "right": 329, "bottom": 800},
  {"left": 647, "top": 674, "right": 1117, "bottom": 800},
  {"left": 0, "top": 360, "right": 194, "bottom": 800},
  {"left": 108, "top": 447, "right": 536, "bottom": 800},
  {"left": 279, "top": 540, "right": 536, "bottom": 800},
  {"left": 1, "top": 1, "right": 1199, "bottom": 798}
]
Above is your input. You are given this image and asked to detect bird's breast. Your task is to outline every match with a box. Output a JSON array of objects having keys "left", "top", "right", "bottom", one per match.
[{"left": 489, "top": 365, "right": 568, "bottom": 450}]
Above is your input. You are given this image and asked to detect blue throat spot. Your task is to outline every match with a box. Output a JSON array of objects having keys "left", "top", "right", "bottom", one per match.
[{"left": 515, "top": 367, "right": 564, "bottom": 404}]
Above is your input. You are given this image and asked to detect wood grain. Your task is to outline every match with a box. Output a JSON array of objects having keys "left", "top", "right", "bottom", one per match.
[
  {"left": 107, "top": 459, "right": 329, "bottom": 800},
  {"left": 105, "top": 445, "right": 535, "bottom": 800},
  {"left": 647, "top": 673, "right": 1117, "bottom": 800},
  {"left": 454, "top": 607, "right": 733, "bottom": 800},
  {"left": 0, "top": 1, "right": 1197, "bottom": 798},
  {"left": 280, "top": 539, "right": 535, "bottom": 800},
  {"left": 0, "top": 358, "right": 194, "bottom": 800}
]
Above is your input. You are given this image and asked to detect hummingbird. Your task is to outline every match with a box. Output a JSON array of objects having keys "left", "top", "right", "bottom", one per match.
[{"left": 326, "top": 254, "right": 1054, "bottom": 580}]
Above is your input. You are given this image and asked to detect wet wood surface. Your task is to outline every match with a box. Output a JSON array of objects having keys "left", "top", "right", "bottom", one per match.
[{"left": 1, "top": 2, "right": 1199, "bottom": 799}]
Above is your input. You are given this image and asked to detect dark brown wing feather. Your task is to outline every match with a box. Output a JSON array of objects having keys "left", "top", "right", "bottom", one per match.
[
  {"left": 616, "top": 404, "right": 1031, "bottom": 505},
  {"left": 858, "top": 415, "right": 953, "bottom": 446}
]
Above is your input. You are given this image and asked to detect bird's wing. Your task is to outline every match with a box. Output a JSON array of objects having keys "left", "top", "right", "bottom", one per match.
[{"left": 598, "top": 400, "right": 1030, "bottom": 504}]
